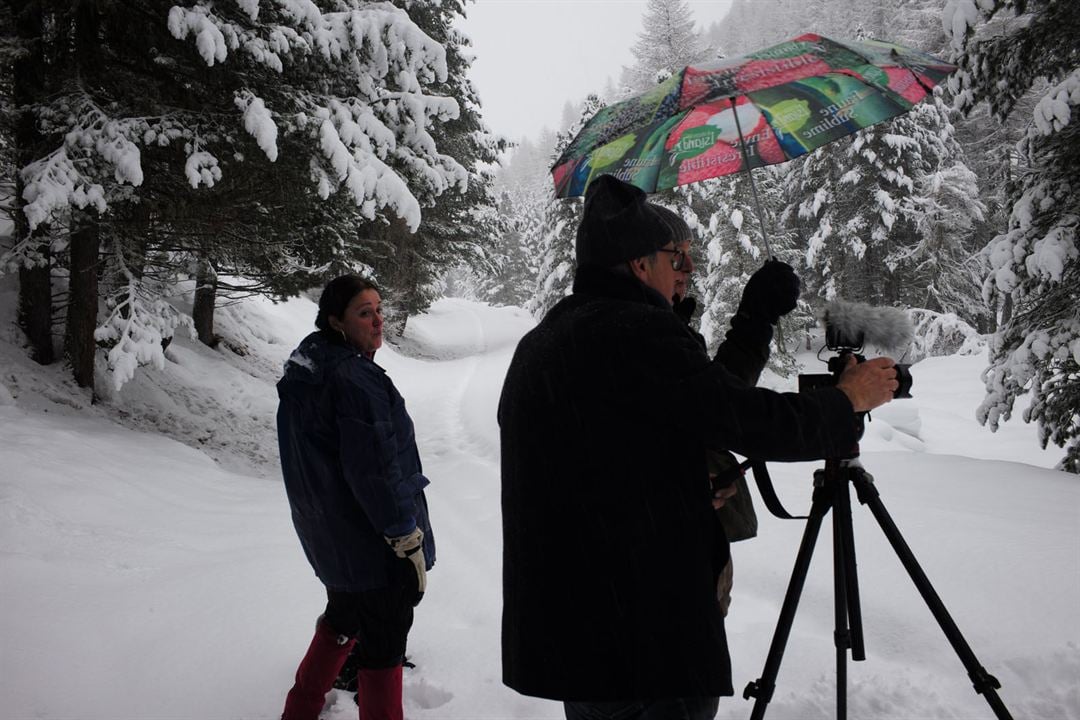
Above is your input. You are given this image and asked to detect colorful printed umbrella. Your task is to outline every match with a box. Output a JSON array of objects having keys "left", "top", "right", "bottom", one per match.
[{"left": 551, "top": 33, "right": 957, "bottom": 254}]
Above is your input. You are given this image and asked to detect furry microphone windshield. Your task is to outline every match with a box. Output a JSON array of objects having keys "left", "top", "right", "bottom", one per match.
[{"left": 822, "top": 300, "right": 914, "bottom": 353}]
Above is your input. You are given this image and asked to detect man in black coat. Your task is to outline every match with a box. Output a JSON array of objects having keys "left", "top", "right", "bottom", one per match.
[{"left": 498, "top": 175, "right": 899, "bottom": 720}]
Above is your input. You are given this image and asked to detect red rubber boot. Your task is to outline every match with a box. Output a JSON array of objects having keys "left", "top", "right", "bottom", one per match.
[
  {"left": 281, "top": 617, "right": 356, "bottom": 720},
  {"left": 356, "top": 664, "right": 403, "bottom": 720}
]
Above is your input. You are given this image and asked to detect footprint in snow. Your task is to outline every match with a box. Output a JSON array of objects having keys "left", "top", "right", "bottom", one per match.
[{"left": 405, "top": 677, "right": 453, "bottom": 710}]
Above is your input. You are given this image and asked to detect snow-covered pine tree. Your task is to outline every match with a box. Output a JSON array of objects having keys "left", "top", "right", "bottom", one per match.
[
  {"left": 479, "top": 134, "right": 556, "bottom": 307},
  {"left": 906, "top": 144, "right": 988, "bottom": 322},
  {"left": 527, "top": 97, "right": 605, "bottom": 318},
  {"left": 527, "top": 192, "right": 580, "bottom": 319},
  {"left": 481, "top": 135, "right": 557, "bottom": 307},
  {"left": 623, "top": 0, "right": 713, "bottom": 93},
  {"left": 475, "top": 133, "right": 552, "bottom": 306},
  {"left": 945, "top": 0, "right": 1080, "bottom": 471},
  {"left": 676, "top": 168, "right": 805, "bottom": 374},
  {"left": 884, "top": 98, "right": 988, "bottom": 323},
  {"left": 372, "top": 0, "right": 505, "bottom": 337},
  {"left": 678, "top": 178, "right": 760, "bottom": 350},
  {"left": 472, "top": 188, "right": 532, "bottom": 307},
  {"left": 786, "top": 94, "right": 980, "bottom": 314},
  {"left": 951, "top": 97, "right": 1031, "bottom": 334}
]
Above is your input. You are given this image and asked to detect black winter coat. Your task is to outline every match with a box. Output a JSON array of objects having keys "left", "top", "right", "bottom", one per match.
[
  {"left": 277, "top": 331, "right": 435, "bottom": 592},
  {"left": 498, "top": 267, "right": 857, "bottom": 702}
]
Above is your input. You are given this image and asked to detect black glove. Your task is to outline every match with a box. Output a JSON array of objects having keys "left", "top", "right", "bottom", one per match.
[
  {"left": 386, "top": 528, "right": 426, "bottom": 607},
  {"left": 736, "top": 260, "right": 800, "bottom": 326},
  {"left": 672, "top": 294, "right": 697, "bottom": 325}
]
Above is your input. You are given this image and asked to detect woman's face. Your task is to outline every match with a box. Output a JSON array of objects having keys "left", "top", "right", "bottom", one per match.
[{"left": 330, "top": 289, "right": 383, "bottom": 356}]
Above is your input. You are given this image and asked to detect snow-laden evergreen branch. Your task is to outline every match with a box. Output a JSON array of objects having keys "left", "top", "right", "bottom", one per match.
[
  {"left": 907, "top": 308, "right": 987, "bottom": 362},
  {"left": 166, "top": 0, "right": 467, "bottom": 230},
  {"left": 18, "top": 95, "right": 149, "bottom": 230},
  {"left": 94, "top": 242, "right": 193, "bottom": 392}
]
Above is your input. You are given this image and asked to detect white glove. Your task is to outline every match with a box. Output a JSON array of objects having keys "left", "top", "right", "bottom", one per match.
[{"left": 386, "top": 527, "right": 426, "bottom": 605}]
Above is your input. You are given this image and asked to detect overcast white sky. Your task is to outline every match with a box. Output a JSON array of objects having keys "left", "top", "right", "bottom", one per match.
[{"left": 456, "top": 0, "right": 734, "bottom": 142}]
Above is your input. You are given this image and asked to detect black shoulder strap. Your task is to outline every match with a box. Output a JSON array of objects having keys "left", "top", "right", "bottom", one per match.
[{"left": 747, "top": 460, "right": 808, "bottom": 520}]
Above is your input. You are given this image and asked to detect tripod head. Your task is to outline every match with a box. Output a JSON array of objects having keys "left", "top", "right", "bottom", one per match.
[
  {"left": 797, "top": 300, "right": 917, "bottom": 458},
  {"left": 798, "top": 348, "right": 867, "bottom": 458},
  {"left": 811, "top": 299, "right": 915, "bottom": 399}
]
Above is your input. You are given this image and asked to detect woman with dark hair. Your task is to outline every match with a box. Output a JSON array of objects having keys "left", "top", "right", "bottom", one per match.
[{"left": 276, "top": 274, "right": 435, "bottom": 720}]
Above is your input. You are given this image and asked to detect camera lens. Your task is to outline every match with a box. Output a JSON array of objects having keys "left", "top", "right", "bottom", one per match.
[{"left": 894, "top": 363, "right": 913, "bottom": 399}]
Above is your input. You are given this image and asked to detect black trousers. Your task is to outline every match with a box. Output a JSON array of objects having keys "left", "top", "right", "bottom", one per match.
[{"left": 323, "top": 582, "right": 415, "bottom": 670}]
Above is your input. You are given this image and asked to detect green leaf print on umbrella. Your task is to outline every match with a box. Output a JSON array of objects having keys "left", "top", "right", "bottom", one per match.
[
  {"left": 764, "top": 99, "right": 813, "bottom": 136},
  {"left": 591, "top": 133, "right": 639, "bottom": 168}
]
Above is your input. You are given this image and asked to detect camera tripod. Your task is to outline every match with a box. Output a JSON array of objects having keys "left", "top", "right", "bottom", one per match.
[{"left": 742, "top": 455, "right": 1014, "bottom": 720}]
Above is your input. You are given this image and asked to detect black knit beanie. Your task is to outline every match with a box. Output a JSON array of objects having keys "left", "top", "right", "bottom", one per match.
[{"left": 575, "top": 174, "right": 687, "bottom": 268}]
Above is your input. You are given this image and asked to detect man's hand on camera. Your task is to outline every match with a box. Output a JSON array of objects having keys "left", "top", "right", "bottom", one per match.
[
  {"left": 386, "top": 527, "right": 426, "bottom": 606},
  {"left": 737, "top": 260, "right": 800, "bottom": 326},
  {"left": 836, "top": 356, "right": 899, "bottom": 412}
]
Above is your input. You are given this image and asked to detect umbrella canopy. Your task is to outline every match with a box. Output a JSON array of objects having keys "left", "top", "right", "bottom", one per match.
[{"left": 551, "top": 34, "right": 957, "bottom": 199}]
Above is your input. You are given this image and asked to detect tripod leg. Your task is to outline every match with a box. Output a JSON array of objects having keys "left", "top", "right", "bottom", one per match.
[
  {"left": 836, "top": 476, "right": 866, "bottom": 662},
  {"left": 852, "top": 475, "right": 1015, "bottom": 720},
  {"left": 745, "top": 485, "right": 831, "bottom": 720},
  {"left": 832, "top": 499, "right": 849, "bottom": 720}
]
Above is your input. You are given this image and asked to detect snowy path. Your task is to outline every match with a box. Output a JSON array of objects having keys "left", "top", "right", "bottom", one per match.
[{"left": 1, "top": 297, "right": 1077, "bottom": 720}]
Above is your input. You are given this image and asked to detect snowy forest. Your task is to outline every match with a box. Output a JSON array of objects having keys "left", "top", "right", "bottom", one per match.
[{"left": 0, "top": 0, "right": 1077, "bottom": 470}]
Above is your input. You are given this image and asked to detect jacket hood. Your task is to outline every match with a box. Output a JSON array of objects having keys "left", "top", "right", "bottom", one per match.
[{"left": 279, "top": 330, "right": 356, "bottom": 388}]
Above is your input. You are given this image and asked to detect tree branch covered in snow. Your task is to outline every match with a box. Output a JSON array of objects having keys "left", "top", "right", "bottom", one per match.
[
  {"left": 166, "top": 0, "right": 468, "bottom": 231},
  {"left": 907, "top": 308, "right": 987, "bottom": 362},
  {"left": 18, "top": 94, "right": 146, "bottom": 233},
  {"left": 95, "top": 241, "right": 194, "bottom": 392}
]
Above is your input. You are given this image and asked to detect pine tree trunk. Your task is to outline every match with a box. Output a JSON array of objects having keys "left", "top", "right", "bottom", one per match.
[
  {"left": 378, "top": 217, "right": 415, "bottom": 341},
  {"left": 15, "top": 179, "right": 54, "bottom": 365},
  {"left": 65, "top": 218, "right": 100, "bottom": 391},
  {"left": 387, "top": 310, "right": 408, "bottom": 339},
  {"left": 18, "top": 259, "right": 54, "bottom": 365},
  {"left": 12, "top": 0, "right": 54, "bottom": 364},
  {"left": 193, "top": 255, "right": 219, "bottom": 347}
]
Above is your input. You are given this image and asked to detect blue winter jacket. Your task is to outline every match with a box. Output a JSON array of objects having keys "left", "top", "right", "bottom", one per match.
[{"left": 277, "top": 330, "right": 435, "bottom": 592}]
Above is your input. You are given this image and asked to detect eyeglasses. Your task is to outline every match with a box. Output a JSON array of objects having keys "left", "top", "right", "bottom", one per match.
[{"left": 656, "top": 248, "right": 689, "bottom": 271}]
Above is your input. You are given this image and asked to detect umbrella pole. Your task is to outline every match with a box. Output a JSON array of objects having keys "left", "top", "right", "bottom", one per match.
[
  {"left": 730, "top": 97, "right": 788, "bottom": 353},
  {"left": 730, "top": 97, "right": 775, "bottom": 260}
]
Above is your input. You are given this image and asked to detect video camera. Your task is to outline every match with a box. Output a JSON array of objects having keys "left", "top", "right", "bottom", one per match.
[{"left": 798, "top": 300, "right": 913, "bottom": 399}]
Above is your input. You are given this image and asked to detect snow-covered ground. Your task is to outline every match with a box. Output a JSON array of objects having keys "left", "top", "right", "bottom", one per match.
[{"left": 1, "top": 283, "right": 1077, "bottom": 720}]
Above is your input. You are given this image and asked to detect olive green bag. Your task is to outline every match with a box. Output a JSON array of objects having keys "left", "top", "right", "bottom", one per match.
[{"left": 708, "top": 449, "right": 758, "bottom": 542}]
